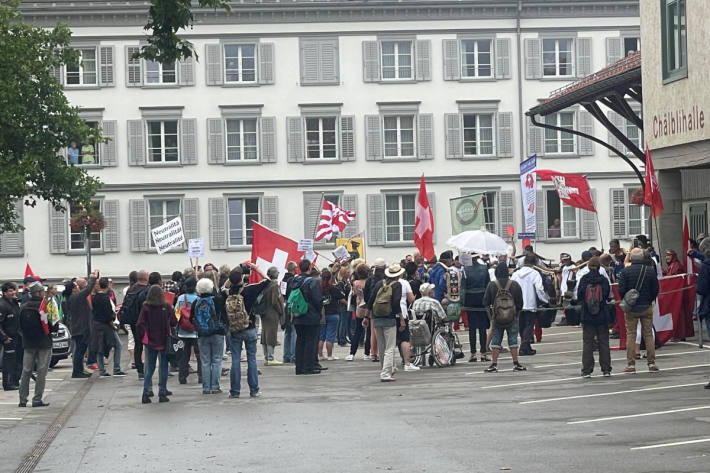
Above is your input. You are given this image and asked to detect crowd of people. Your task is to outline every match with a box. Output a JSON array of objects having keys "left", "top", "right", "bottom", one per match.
[{"left": 2, "top": 232, "right": 710, "bottom": 407}]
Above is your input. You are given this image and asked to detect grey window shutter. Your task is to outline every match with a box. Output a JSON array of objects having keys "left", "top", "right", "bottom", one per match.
[
  {"left": 129, "top": 199, "right": 148, "bottom": 252},
  {"left": 125, "top": 46, "right": 142, "bottom": 87},
  {"left": 179, "top": 56, "right": 195, "bottom": 86},
  {"left": 49, "top": 205, "right": 67, "bottom": 254},
  {"left": 576, "top": 37, "right": 593, "bottom": 78},
  {"left": 496, "top": 112, "right": 513, "bottom": 158},
  {"left": 366, "top": 194, "right": 385, "bottom": 246},
  {"left": 607, "top": 111, "right": 625, "bottom": 156},
  {"left": 300, "top": 39, "right": 320, "bottom": 84},
  {"left": 497, "top": 190, "right": 515, "bottom": 237},
  {"left": 365, "top": 115, "right": 383, "bottom": 161},
  {"left": 303, "top": 193, "right": 323, "bottom": 239},
  {"left": 417, "top": 113, "right": 434, "bottom": 160},
  {"left": 577, "top": 110, "right": 594, "bottom": 156},
  {"left": 527, "top": 117, "right": 544, "bottom": 157},
  {"left": 182, "top": 198, "right": 199, "bottom": 241},
  {"left": 580, "top": 189, "right": 598, "bottom": 241},
  {"left": 535, "top": 190, "right": 547, "bottom": 242},
  {"left": 99, "top": 120, "right": 117, "bottom": 167},
  {"left": 258, "top": 43, "right": 275, "bottom": 85},
  {"left": 415, "top": 39, "right": 431, "bottom": 82},
  {"left": 606, "top": 37, "right": 622, "bottom": 66},
  {"left": 320, "top": 39, "right": 339, "bottom": 84},
  {"left": 341, "top": 194, "right": 359, "bottom": 238},
  {"left": 340, "top": 115, "right": 355, "bottom": 161},
  {"left": 444, "top": 113, "right": 462, "bottom": 160},
  {"left": 362, "top": 41, "right": 380, "bottom": 83},
  {"left": 524, "top": 38, "right": 542, "bottom": 80},
  {"left": 260, "top": 117, "right": 277, "bottom": 163},
  {"left": 102, "top": 200, "right": 120, "bottom": 253},
  {"left": 208, "top": 197, "right": 227, "bottom": 250},
  {"left": 495, "top": 38, "right": 511, "bottom": 79},
  {"left": 205, "top": 44, "right": 223, "bottom": 86},
  {"left": 442, "top": 39, "right": 460, "bottom": 81},
  {"left": 180, "top": 118, "right": 198, "bottom": 165},
  {"left": 261, "top": 196, "right": 279, "bottom": 232},
  {"left": 0, "top": 201, "right": 24, "bottom": 257},
  {"left": 207, "top": 118, "right": 225, "bottom": 164},
  {"left": 50, "top": 65, "right": 63, "bottom": 85},
  {"left": 127, "top": 120, "right": 145, "bottom": 166},
  {"left": 610, "top": 188, "right": 628, "bottom": 239},
  {"left": 286, "top": 117, "right": 305, "bottom": 163},
  {"left": 427, "top": 192, "right": 437, "bottom": 244},
  {"left": 99, "top": 46, "right": 115, "bottom": 87}
]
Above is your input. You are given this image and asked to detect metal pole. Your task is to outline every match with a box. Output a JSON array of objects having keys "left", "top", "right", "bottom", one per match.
[
  {"left": 85, "top": 227, "right": 92, "bottom": 277},
  {"left": 697, "top": 294, "right": 704, "bottom": 349}
]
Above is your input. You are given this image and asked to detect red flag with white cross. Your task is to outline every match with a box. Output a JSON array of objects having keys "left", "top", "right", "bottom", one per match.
[
  {"left": 414, "top": 175, "right": 435, "bottom": 261},
  {"left": 250, "top": 222, "right": 315, "bottom": 284},
  {"left": 644, "top": 145, "right": 665, "bottom": 218}
]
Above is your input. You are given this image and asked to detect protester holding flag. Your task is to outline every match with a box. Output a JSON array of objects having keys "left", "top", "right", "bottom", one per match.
[
  {"left": 18, "top": 282, "right": 54, "bottom": 408},
  {"left": 315, "top": 200, "right": 356, "bottom": 242}
]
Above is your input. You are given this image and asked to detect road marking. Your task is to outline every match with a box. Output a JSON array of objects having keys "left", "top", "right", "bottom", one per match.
[
  {"left": 0, "top": 417, "right": 23, "bottom": 421},
  {"left": 536, "top": 330, "right": 582, "bottom": 337},
  {"left": 631, "top": 438, "right": 710, "bottom": 450},
  {"left": 520, "top": 383, "right": 705, "bottom": 404},
  {"left": 568, "top": 405, "right": 710, "bottom": 425},
  {"left": 533, "top": 349, "right": 708, "bottom": 368},
  {"left": 479, "top": 363, "right": 710, "bottom": 389},
  {"left": 527, "top": 339, "right": 580, "bottom": 346},
  {"left": 677, "top": 341, "right": 710, "bottom": 349}
]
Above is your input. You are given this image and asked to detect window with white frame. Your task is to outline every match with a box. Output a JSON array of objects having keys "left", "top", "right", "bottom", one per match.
[
  {"left": 544, "top": 112, "right": 576, "bottom": 154},
  {"left": 148, "top": 199, "right": 181, "bottom": 247},
  {"left": 226, "top": 118, "right": 258, "bottom": 161},
  {"left": 542, "top": 38, "right": 574, "bottom": 77},
  {"left": 661, "top": 0, "right": 687, "bottom": 81},
  {"left": 224, "top": 44, "right": 256, "bottom": 83},
  {"left": 383, "top": 115, "right": 415, "bottom": 158},
  {"left": 381, "top": 41, "right": 413, "bottom": 80},
  {"left": 66, "top": 120, "right": 100, "bottom": 166},
  {"left": 626, "top": 187, "right": 650, "bottom": 236},
  {"left": 306, "top": 117, "right": 338, "bottom": 159},
  {"left": 463, "top": 113, "right": 495, "bottom": 156},
  {"left": 65, "top": 48, "right": 97, "bottom": 85},
  {"left": 623, "top": 37, "right": 640, "bottom": 56},
  {"left": 688, "top": 203, "right": 708, "bottom": 240},
  {"left": 147, "top": 120, "right": 179, "bottom": 163},
  {"left": 461, "top": 39, "right": 492, "bottom": 78},
  {"left": 69, "top": 201, "right": 102, "bottom": 251},
  {"left": 228, "top": 197, "right": 260, "bottom": 246},
  {"left": 385, "top": 194, "right": 416, "bottom": 242},
  {"left": 480, "top": 191, "right": 497, "bottom": 233},
  {"left": 624, "top": 118, "right": 641, "bottom": 151},
  {"left": 145, "top": 60, "right": 176, "bottom": 84},
  {"left": 546, "top": 190, "right": 577, "bottom": 239}
]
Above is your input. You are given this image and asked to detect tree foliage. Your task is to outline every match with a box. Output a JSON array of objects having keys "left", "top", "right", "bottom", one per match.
[
  {"left": 138, "top": 0, "right": 231, "bottom": 64},
  {"left": 0, "top": 0, "right": 103, "bottom": 233}
]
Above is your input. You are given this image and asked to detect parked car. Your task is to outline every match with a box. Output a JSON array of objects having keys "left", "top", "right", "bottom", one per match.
[{"left": 51, "top": 322, "right": 71, "bottom": 367}]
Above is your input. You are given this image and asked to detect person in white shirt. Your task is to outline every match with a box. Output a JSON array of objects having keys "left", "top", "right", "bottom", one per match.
[
  {"left": 397, "top": 276, "right": 419, "bottom": 372},
  {"left": 511, "top": 254, "right": 549, "bottom": 356}
]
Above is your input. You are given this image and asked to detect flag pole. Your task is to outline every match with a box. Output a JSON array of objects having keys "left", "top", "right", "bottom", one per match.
[
  {"left": 595, "top": 212, "right": 605, "bottom": 251},
  {"left": 311, "top": 192, "right": 326, "bottom": 241}
]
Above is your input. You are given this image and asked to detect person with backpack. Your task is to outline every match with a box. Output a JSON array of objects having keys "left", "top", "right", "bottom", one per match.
[
  {"left": 281, "top": 261, "right": 298, "bottom": 364},
  {"left": 346, "top": 263, "right": 371, "bottom": 361},
  {"left": 190, "top": 278, "right": 227, "bottom": 394},
  {"left": 121, "top": 270, "right": 150, "bottom": 379},
  {"left": 289, "top": 259, "right": 323, "bottom": 375},
  {"left": 318, "top": 269, "right": 346, "bottom": 361},
  {"left": 576, "top": 257, "right": 612, "bottom": 378},
  {"left": 0, "top": 282, "right": 22, "bottom": 391},
  {"left": 175, "top": 277, "right": 200, "bottom": 385},
  {"left": 18, "top": 282, "right": 56, "bottom": 407},
  {"left": 483, "top": 263, "right": 525, "bottom": 373},
  {"left": 366, "top": 263, "right": 404, "bottom": 382},
  {"left": 463, "top": 258, "right": 491, "bottom": 362},
  {"left": 68, "top": 271, "right": 98, "bottom": 378}
]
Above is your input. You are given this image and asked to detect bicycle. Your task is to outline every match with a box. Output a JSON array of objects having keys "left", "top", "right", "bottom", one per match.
[{"left": 410, "top": 309, "right": 462, "bottom": 368}]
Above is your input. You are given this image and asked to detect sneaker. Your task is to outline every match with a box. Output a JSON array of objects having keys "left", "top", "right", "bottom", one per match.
[
  {"left": 345, "top": 354, "right": 354, "bottom": 361},
  {"left": 603, "top": 372, "right": 611, "bottom": 377},
  {"left": 404, "top": 364, "right": 420, "bottom": 372},
  {"left": 138, "top": 372, "right": 145, "bottom": 380},
  {"left": 99, "top": 371, "right": 111, "bottom": 378},
  {"left": 86, "top": 364, "right": 99, "bottom": 371},
  {"left": 229, "top": 394, "right": 239, "bottom": 399},
  {"left": 362, "top": 355, "right": 371, "bottom": 361},
  {"left": 468, "top": 355, "right": 477, "bottom": 363},
  {"left": 371, "top": 357, "right": 379, "bottom": 363},
  {"left": 327, "top": 356, "right": 339, "bottom": 361},
  {"left": 141, "top": 395, "right": 151, "bottom": 404},
  {"left": 513, "top": 364, "right": 526, "bottom": 372},
  {"left": 82, "top": 370, "right": 92, "bottom": 376},
  {"left": 484, "top": 363, "right": 498, "bottom": 373},
  {"left": 623, "top": 365, "right": 636, "bottom": 373},
  {"left": 71, "top": 373, "right": 90, "bottom": 379},
  {"left": 32, "top": 401, "right": 50, "bottom": 407},
  {"left": 380, "top": 377, "right": 396, "bottom": 382},
  {"left": 265, "top": 360, "right": 283, "bottom": 366},
  {"left": 113, "top": 371, "right": 127, "bottom": 377},
  {"left": 250, "top": 391, "right": 261, "bottom": 398},
  {"left": 704, "top": 381, "right": 710, "bottom": 389},
  {"left": 202, "top": 390, "right": 211, "bottom": 395},
  {"left": 647, "top": 364, "right": 660, "bottom": 372},
  {"left": 582, "top": 373, "right": 592, "bottom": 378},
  {"left": 158, "top": 395, "right": 169, "bottom": 403},
  {"left": 210, "top": 388, "right": 223, "bottom": 394},
  {"left": 18, "top": 401, "right": 27, "bottom": 407}
]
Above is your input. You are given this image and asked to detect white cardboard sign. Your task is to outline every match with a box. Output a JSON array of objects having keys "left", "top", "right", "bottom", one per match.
[{"left": 151, "top": 217, "right": 185, "bottom": 255}]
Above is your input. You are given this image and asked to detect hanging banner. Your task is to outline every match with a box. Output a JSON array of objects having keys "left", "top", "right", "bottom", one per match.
[
  {"left": 151, "top": 217, "right": 185, "bottom": 255},
  {"left": 520, "top": 154, "right": 537, "bottom": 235},
  {"left": 449, "top": 193, "right": 486, "bottom": 234}
]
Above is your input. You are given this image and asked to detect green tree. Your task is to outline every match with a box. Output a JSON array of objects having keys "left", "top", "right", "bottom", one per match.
[{"left": 0, "top": 0, "right": 102, "bottom": 233}]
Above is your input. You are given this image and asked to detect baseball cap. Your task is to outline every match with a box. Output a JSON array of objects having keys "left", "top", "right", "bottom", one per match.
[{"left": 28, "top": 281, "right": 45, "bottom": 295}]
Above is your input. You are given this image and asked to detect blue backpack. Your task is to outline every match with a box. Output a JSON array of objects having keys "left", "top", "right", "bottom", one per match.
[{"left": 194, "top": 296, "right": 223, "bottom": 336}]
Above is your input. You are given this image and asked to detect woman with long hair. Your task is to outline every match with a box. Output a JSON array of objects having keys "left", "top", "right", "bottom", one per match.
[
  {"left": 346, "top": 263, "right": 371, "bottom": 361},
  {"left": 318, "top": 269, "right": 346, "bottom": 361},
  {"left": 137, "top": 285, "right": 176, "bottom": 403}
]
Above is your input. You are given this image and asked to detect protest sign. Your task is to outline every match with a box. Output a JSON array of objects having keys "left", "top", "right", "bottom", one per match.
[{"left": 151, "top": 217, "right": 184, "bottom": 255}]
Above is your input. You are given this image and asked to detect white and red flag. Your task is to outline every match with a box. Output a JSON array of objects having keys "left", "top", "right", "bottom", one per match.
[
  {"left": 250, "top": 222, "right": 315, "bottom": 284},
  {"left": 414, "top": 175, "right": 435, "bottom": 261},
  {"left": 314, "top": 200, "right": 356, "bottom": 241},
  {"left": 644, "top": 145, "right": 665, "bottom": 218},
  {"left": 536, "top": 169, "right": 596, "bottom": 212}
]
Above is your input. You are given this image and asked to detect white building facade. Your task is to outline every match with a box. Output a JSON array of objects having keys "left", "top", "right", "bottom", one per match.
[{"left": 2, "top": 0, "right": 643, "bottom": 280}]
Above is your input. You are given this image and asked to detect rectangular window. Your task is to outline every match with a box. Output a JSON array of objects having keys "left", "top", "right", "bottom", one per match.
[
  {"left": 546, "top": 190, "right": 577, "bottom": 239},
  {"left": 624, "top": 37, "right": 641, "bottom": 56},
  {"left": 462, "top": 113, "right": 495, "bottom": 156},
  {"left": 542, "top": 38, "right": 574, "bottom": 77},
  {"left": 227, "top": 197, "right": 260, "bottom": 246},
  {"left": 385, "top": 194, "right": 416, "bottom": 243},
  {"left": 661, "top": 0, "right": 687, "bottom": 81},
  {"left": 65, "top": 48, "right": 97, "bottom": 85},
  {"left": 224, "top": 44, "right": 256, "bottom": 83},
  {"left": 460, "top": 39, "right": 492, "bottom": 78},
  {"left": 147, "top": 120, "right": 179, "bottom": 163},
  {"left": 544, "top": 112, "right": 576, "bottom": 154},
  {"left": 627, "top": 188, "right": 651, "bottom": 236},
  {"left": 481, "top": 191, "right": 497, "bottom": 234},
  {"left": 306, "top": 117, "right": 338, "bottom": 159},
  {"left": 148, "top": 199, "right": 181, "bottom": 248},
  {"left": 225, "top": 119, "right": 258, "bottom": 161},
  {"left": 625, "top": 119, "right": 641, "bottom": 151},
  {"left": 381, "top": 41, "right": 413, "bottom": 80},
  {"left": 69, "top": 201, "right": 102, "bottom": 251},
  {"left": 689, "top": 203, "right": 708, "bottom": 240},
  {"left": 67, "top": 120, "right": 100, "bottom": 165},
  {"left": 383, "top": 115, "right": 415, "bottom": 158},
  {"left": 145, "top": 60, "right": 176, "bottom": 84}
]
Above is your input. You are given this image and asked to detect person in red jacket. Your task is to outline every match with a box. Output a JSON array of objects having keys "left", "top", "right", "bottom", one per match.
[{"left": 137, "top": 285, "right": 176, "bottom": 404}]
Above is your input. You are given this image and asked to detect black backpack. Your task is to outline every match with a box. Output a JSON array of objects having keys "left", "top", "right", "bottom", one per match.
[
  {"left": 20, "top": 306, "right": 45, "bottom": 342},
  {"left": 119, "top": 286, "right": 147, "bottom": 325}
]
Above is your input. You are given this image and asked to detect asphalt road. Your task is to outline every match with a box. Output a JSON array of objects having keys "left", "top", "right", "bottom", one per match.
[{"left": 2, "top": 325, "right": 710, "bottom": 473}]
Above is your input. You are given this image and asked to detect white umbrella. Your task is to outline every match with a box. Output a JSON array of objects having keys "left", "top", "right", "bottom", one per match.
[{"left": 446, "top": 227, "right": 510, "bottom": 256}]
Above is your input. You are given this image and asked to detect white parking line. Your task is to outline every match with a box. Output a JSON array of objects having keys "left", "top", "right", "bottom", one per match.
[
  {"left": 536, "top": 330, "right": 582, "bottom": 337},
  {"left": 0, "top": 417, "right": 23, "bottom": 421},
  {"left": 520, "top": 383, "right": 705, "bottom": 404},
  {"left": 631, "top": 438, "right": 710, "bottom": 450},
  {"left": 569, "top": 405, "right": 710, "bottom": 424},
  {"left": 533, "top": 349, "right": 708, "bottom": 368},
  {"left": 676, "top": 341, "right": 710, "bottom": 349}
]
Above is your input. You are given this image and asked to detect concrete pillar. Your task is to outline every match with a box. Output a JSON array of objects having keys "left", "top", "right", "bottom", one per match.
[{"left": 656, "top": 169, "right": 683, "bottom": 256}]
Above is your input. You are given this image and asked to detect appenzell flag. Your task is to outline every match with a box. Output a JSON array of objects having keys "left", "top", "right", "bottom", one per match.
[
  {"left": 414, "top": 175, "right": 435, "bottom": 261},
  {"left": 536, "top": 169, "right": 596, "bottom": 213},
  {"left": 249, "top": 222, "right": 314, "bottom": 284}
]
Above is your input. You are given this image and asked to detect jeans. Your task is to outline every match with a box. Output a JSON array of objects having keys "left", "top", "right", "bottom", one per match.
[
  {"left": 198, "top": 334, "right": 224, "bottom": 391},
  {"left": 143, "top": 347, "right": 168, "bottom": 396},
  {"left": 98, "top": 330, "right": 122, "bottom": 374},
  {"left": 19, "top": 347, "right": 51, "bottom": 404},
  {"left": 129, "top": 324, "right": 144, "bottom": 374},
  {"left": 374, "top": 325, "right": 397, "bottom": 379},
  {"left": 282, "top": 324, "right": 296, "bottom": 363},
  {"left": 295, "top": 324, "right": 319, "bottom": 373},
  {"left": 490, "top": 323, "right": 519, "bottom": 350},
  {"left": 230, "top": 328, "right": 259, "bottom": 397},
  {"left": 337, "top": 308, "right": 351, "bottom": 345},
  {"left": 71, "top": 334, "right": 88, "bottom": 376},
  {"left": 319, "top": 314, "right": 339, "bottom": 342},
  {"left": 350, "top": 319, "right": 367, "bottom": 356},
  {"left": 582, "top": 323, "right": 611, "bottom": 375},
  {"left": 519, "top": 311, "right": 538, "bottom": 350},
  {"left": 2, "top": 337, "right": 22, "bottom": 389},
  {"left": 179, "top": 337, "right": 200, "bottom": 383},
  {"left": 625, "top": 306, "right": 655, "bottom": 365}
]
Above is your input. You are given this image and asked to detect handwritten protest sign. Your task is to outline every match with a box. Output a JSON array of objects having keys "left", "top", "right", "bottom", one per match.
[{"left": 151, "top": 217, "right": 185, "bottom": 255}]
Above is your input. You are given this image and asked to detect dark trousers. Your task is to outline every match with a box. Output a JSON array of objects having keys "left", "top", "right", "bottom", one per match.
[
  {"left": 71, "top": 334, "right": 89, "bottom": 376},
  {"left": 295, "top": 324, "right": 318, "bottom": 373},
  {"left": 337, "top": 308, "right": 351, "bottom": 345},
  {"left": 350, "top": 319, "right": 367, "bottom": 356},
  {"left": 364, "top": 321, "right": 372, "bottom": 355},
  {"left": 178, "top": 337, "right": 201, "bottom": 383},
  {"left": 582, "top": 323, "right": 611, "bottom": 374},
  {"left": 129, "top": 324, "right": 144, "bottom": 374},
  {"left": 2, "top": 338, "right": 22, "bottom": 389},
  {"left": 468, "top": 326, "right": 487, "bottom": 354},
  {"left": 519, "top": 311, "right": 538, "bottom": 350}
]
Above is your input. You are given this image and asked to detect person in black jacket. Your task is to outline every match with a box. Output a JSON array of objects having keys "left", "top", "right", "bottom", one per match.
[
  {"left": 618, "top": 248, "right": 660, "bottom": 373},
  {"left": 92, "top": 278, "right": 125, "bottom": 377},
  {"left": 68, "top": 271, "right": 98, "bottom": 378},
  {"left": 576, "top": 257, "right": 612, "bottom": 377},
  {"left": 463, "top": 261, "right": 491, "bottom": 362},
  {"left": 291, "top": 259, "right": 323, "bottom": 375},
  {"left": 0, "top": 282, "right": 22, "bottom": 390},
  {"left": 366, "top": 263, "right": 404, "bottom": 382}
]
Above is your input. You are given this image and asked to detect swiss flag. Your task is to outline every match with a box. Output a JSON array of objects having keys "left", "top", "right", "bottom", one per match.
[
  {"left": 644, "top": 145, "right": 664, "bottom": 218},
  {"left": 24, "top": 263, "right": 40, "bottom": 281},
  {"left": 414, "top": 175, "right": 435, "bottom": 261},
  {"left": 536, "top": 169, "right": 596, "bottom": 213},
  {"left": 249, "top": 222, "right": 314, "bottom": 284}
]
